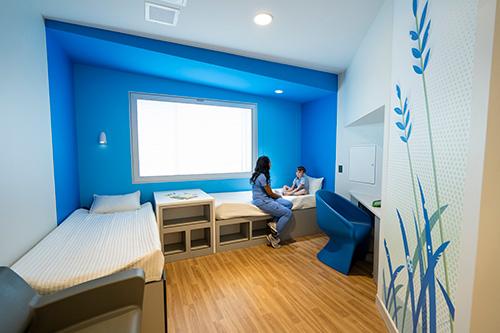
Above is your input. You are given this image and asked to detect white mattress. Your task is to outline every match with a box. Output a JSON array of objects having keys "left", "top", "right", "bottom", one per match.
[
  {"left": 12, "top": 203, "right": 164, "bottom": 294},
  {"left": 212, "top": 190, "right": 316, "bottom": 220}
]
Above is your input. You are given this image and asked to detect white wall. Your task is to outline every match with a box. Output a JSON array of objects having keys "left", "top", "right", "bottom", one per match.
[
  {"left": 0, "top": 1, "right": 57, "bottom": 265},
  {"left": 339, "top": 0, "right": 394, "bottom": 127},
  {"left": 461, "top": 0, "right": 499, "bottom": 331},
  {"left": 335, "top": 0, "right": 393, "bottom": 199}
]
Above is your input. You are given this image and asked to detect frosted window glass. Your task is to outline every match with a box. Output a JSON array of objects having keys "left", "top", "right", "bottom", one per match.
[{"left": 133, "top": 96, "right": 254, "bottom": 180}]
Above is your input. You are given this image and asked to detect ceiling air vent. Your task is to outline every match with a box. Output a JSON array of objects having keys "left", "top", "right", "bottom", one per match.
[
  {"left": 145, "top": 2, "right": 180, "bottom": 26},
  {"left": 158, "top": 0, "right": 187, "bottom": 7}
]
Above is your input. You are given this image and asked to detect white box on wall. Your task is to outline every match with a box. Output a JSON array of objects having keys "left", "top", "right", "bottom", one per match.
[{"left": 348, "top": 144, "right": 376, "bottom": 184}]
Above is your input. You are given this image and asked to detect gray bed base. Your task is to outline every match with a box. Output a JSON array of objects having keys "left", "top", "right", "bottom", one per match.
[
  {"left": 216, "top": 207, "right": 319, "bottom": 252},
  {"left": 142, "top": 270, "right": 167, "bottom": 333}
]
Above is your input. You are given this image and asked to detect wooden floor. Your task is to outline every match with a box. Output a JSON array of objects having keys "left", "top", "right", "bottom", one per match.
[{"left": 165, "top": 234, "right": 386, "bottom": 333}]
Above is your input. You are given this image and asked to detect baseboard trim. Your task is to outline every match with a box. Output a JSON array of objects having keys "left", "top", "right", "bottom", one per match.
[{"left": 375, "top": 294, "right": 399, "bottom": 333}]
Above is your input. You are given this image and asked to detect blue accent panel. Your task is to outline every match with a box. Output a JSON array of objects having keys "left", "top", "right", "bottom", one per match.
[
  {"left": 45, "top": 20, "right": 337, "bottom": 103},
  {"left": 46, "top": 32, "right": 80, "bottom": 224},
  {"left": 300, "top": 94, "right": 338, "bottom": 191},
  {"left": 74, "top": 65, "right": 302, "bottom": 207}
]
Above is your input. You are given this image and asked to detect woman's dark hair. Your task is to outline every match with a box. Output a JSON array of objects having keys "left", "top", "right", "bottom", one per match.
[
  {"left": 297, "top": 166, "right": 306, "bottom": 173},
  {"left": 250, "top": 156, "right": 271, "bottom": 185}
]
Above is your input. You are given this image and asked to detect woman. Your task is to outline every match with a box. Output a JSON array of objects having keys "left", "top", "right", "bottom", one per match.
[{"left": 250, "top": 156, "right": 293, "bottom": 249}]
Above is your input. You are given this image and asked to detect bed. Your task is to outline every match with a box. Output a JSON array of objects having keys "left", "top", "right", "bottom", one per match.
[
  {"left": 11, "top": 202, "right": 166, "bottom": 332},
  {"left": 11, "top": 203, "right": 164, "bottom": 295}
]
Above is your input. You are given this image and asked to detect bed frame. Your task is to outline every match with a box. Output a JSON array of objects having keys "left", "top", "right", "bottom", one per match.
[
  {"left": 142, "top": 270, "right": 167, "bottom": 333},
  {"left": 215, "top": 207, "right": 319, "bottom": 252}
]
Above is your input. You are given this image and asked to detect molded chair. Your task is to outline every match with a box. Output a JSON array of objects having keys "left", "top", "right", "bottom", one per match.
[
  {"left": 315, "top": 190, "right": 372, "bottom": 274},
  {"left": 0, "top": 267, "right": 145, "bottom": 333}
]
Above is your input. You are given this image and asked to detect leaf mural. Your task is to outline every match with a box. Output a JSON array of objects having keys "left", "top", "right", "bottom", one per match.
[
  {"left": 409, "top": 0, "right": 454, "bottom": 330},
  {"left": 396, "top": 210, "right": 417, "bottom": 333},
  {"left": 389, "top": 181, "right": 454, "bottom": 333},
  {"left": 384, "top": 239, "right": 404, "bottom": 326}
]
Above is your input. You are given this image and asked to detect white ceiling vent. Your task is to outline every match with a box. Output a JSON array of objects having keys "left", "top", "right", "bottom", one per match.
[
  {"left": 145, "top": 2, "right": 180, "bottom": 26},
  {"left": 158, "top": 0, "right": 187, "bottom": 7}
]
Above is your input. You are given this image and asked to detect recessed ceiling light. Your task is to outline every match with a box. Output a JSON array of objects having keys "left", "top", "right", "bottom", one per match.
[
  {"left": 254, "top": 13, "right": 273, "bottom": 26},
  {"left": 274, "top": 89, "right": 284, "bottom": 94}
]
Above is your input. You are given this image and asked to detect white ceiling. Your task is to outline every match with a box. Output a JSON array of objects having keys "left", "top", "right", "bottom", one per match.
[{"left": 41, "top": 0, "right": 384, "bottom": 73}]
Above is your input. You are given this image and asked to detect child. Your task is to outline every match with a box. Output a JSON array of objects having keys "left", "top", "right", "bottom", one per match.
[
  {"left": 282, "top": 166, "right": 309, "bottom": 196},
  {"left": 250, "top": 156, "right": 293, "bottom": 249}
]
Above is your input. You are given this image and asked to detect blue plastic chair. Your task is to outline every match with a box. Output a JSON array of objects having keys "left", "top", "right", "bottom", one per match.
[{"left": 315, "top": 190, "right": 372, "bottom": 274}]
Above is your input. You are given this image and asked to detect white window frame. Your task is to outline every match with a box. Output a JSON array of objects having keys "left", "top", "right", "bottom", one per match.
[{"left": 129, "top": 92, "right": 258, "bottom": 183}]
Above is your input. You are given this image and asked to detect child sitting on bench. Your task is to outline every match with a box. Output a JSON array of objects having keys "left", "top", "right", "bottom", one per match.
[{"left": 282, "top": 166, "right": 309, "bottom": 196}]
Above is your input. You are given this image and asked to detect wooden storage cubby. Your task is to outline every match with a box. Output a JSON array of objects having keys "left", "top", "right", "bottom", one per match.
[
  {"left": 190, "top": 227, "right": 211, "bottom": 251},
  {"left": 219, "top": 221, "right": 250, "bottom": 245},
  {"left": 216, "top": 217, "right": 271, "bottom": 252},
  {"left": 154, "top": 190, "right": 215, "bottom": 263},
  {"left": 164, "top": 231, "right": 186, "bottom": 255},
  {"left": 251, "top": 219, "right": 270, "bottom": 239},
  {"left": 161, "top": 204, "right": 211, "bottom": 228}
]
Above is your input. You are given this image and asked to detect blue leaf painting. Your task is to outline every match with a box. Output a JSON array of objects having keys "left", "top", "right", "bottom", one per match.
[
  {"left": 393, "top": 84, "right": 413, "bottom": 144},
  {"left": 383, "top": 269, "right": 388, "bottom": 306},
  {"left": 438, "top": 279, "right": 456, "bottom": 319},
  {"left": 413, "top": 212, "right": 428, "bottom": 333},
  {"left": 420, "top": 2, "right": 429, "bottom": 33},
  {"left": 412, "top": 48, "right": 422, "bottom": 59},
  {"left": 410, "top": 30, "right": 419, "bottom": 40},
  {"left": 422, "top": 21, "right": 431, "bottom": 52},
  {"left": 407, "top": 123, "right": 413, "bottom": 140},
  {"left": 413, "top": 65, "right": 423, "bottom": 75},
  {"left": 384, "top": 239, "right": 404, "bottom": 325},
  {"left": 424, "top": 50, "right": 431, "bottom": 70},
  {"left": 413, "top": 0, "right": 418, "bottom": 17},
  {"left": 397, "top": 210, "right": 417, "bottom": 326}
]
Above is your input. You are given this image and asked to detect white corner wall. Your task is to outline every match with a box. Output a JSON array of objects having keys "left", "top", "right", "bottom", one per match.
[
  {"left": 335, "top": 0, "right": 393, "bottom": 199},
  {"left": 0, "top": 1, "right": 57, "bottom": 265},
  {"left": 339, "top": 0, "right": 394, "bottom": 127}
]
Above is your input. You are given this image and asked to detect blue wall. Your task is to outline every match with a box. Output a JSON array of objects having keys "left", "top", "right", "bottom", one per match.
[
  {"left": 301, "top": 94, "right": 338, "bottom": 191},
  {"left": 46, "top": 34, "right": 80, "bottom": 224},
  {"left": 73, "top": 65, "right": 303, "bottom": 207}
]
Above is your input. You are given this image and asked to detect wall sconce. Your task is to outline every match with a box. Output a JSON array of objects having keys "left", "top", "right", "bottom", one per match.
[{"left": 99, "top": 131, "right": 107, "bottom": 145}]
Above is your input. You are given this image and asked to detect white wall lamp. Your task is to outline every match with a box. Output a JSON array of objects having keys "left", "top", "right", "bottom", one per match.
[{"left": 99, "top": 131, "right": 107, "bottom": 145}]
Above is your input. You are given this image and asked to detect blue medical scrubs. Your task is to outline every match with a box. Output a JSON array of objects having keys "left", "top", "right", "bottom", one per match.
[{"left": 251, "top": 173, "right": 293, "bottom": 235}]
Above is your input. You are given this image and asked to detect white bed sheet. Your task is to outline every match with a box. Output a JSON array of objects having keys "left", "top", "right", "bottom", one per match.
[
  {"left": 212, "top": 190, "right": 316, "bottom": 220},
  {"left": 12, "top": 203, "right": 164, "bottom": 294}
]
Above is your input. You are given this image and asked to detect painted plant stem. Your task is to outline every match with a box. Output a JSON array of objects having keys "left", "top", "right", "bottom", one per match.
[
  {"left": 395, "top": 86, "right": 427, "bottom": 332},
  {"left": 413, "top": 212, "right": 428, "bottom": 332},
  {"left": 413, "top": 179, "right": 451, "bottom": 333},
  {"left": 396, "top": 210, "right": 417, "bottom": 333},
  {"left": 395, "top": 86, "right": 425, "bottom": 267},
  {"left": 411, "top": 0, "right": 452, "bottom": 330},
  {"left": 384, "top": 240, "right": 404, "bottom": 326}
]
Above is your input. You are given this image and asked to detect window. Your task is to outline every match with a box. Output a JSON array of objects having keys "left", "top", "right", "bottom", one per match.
[{"left": 130, "top": 93, "right": 257, "bottom": 183}]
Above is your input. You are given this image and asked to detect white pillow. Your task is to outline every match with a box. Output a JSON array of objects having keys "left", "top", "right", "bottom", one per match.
[
  {"left": 90, "top": 191, "right": 141, "bottom": 214},
  {"left": 306, "top": 176, "right": 324, "bottom": 195}
]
